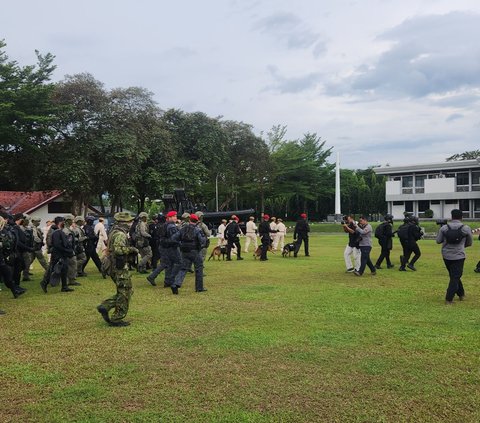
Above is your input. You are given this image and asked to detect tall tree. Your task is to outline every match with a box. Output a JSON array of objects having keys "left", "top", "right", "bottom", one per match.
[{"left": 0, "top": 40, "right": 57, "bottom": 190}]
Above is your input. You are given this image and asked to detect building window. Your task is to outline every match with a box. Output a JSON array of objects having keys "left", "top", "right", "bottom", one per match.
[
  {"left": 405, "top": 201, "right": 413, "bottom": 213},
  {"left": 48, "top": 202, "right": 73, "bottom": 213},
  {"left": 392, "top": 176, "right": 401, "bottom": 181},
  {"left": 445, "top": 199, "right": 458, "bottom": 205},
  {"left": 415, "top": 175, "right": 426, "bottom": 193},
  {"left": 418, "top": 200, "right": 430, "bottom": 211},
  {"left": 472, "top": 171, "right": 480, "bottom": 191},
  {"left": 474, "top": 199, "right": 480, "bottom": 218},
  {"left": 456, "top": 172, "right": 469, "bottom": 192},
  {"left": 402, "top": 176, "right": 413, "bottom": 194},
  {"left": 430, "top": 200, "right": 440, "bottom": 205},
  {"left": 393, "top": 201, "right": 404, "bottom": 206},
  {"left": 459, "top": 199, "right": 470, "bottom": 211},
  {"left": 428, "top": 174, "right": 439, "bottom": 179}
]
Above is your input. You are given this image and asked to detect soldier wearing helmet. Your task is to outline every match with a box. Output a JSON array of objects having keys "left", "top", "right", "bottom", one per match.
[{"left": 134, "top": 212, "right": 152, "bottom": 273}]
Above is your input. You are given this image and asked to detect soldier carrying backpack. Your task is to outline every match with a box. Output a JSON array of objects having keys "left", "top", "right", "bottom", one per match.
[
  {"left": 398, "top": 214, "right": 423, "bottom": 271},
  {"left": 436, "top": 209, "right": 473, "bottom": 304},
  {"left": 374, "top": 214, "right": 395, "bottom": 269}
]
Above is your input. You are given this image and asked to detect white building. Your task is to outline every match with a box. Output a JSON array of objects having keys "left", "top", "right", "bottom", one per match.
[{"left": 374, "top": 159, "right": 480, "bottom": 220}]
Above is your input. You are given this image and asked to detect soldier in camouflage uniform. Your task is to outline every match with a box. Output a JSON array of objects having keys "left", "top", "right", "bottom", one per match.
[
  {"left": 97, "top": 212, "right": 138, "bottom": 327},
  {"left": 63, "top": 214, "right": 80, "bottom": 286},
  {"left": 30, "top": 217, "right": 49, "bottom": 272},
  {"left": 73, "top": 216, "right": 88, "bottom": 276},
  {"left": 135, "top": 212, "right": 152, "bottom": 273},
  {"left": 195, "top": 211, "right": 211, "bottom": 263},
  {"left": 20, "top": 215, "right": 34, "bottom": 281}
]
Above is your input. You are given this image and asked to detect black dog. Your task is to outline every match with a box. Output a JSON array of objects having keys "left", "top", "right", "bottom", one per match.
[{"left": 282, "top": 243, "right": 296, "bottom": 257}]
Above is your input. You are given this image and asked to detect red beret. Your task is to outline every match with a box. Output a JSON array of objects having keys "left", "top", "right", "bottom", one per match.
[
  {"left": 231, "top": 215, "right": 239, "bottom": 221},
  {"left": 300, "top": 213, "right": 307, "bottom": 218},
  {"left": 166, "top": 211, "right": 177, "bottom": 218},
  {"left": 190, "top": 213, "right": 199, "bottom": 222},
  {"left": 263, "top": 214, "right": 270, "bottom": 220}
]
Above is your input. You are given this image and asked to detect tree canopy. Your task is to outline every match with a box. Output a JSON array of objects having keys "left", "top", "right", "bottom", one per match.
[{"left": 0, "top": 41, "right": 386, "bottom": 218}]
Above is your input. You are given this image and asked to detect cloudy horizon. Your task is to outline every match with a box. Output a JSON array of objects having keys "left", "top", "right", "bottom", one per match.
[{"left": 2, "top": 0, "right": 479, "bottom": 168}]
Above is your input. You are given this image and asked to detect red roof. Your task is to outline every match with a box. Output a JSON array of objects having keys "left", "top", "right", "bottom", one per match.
[{"left": 0, "top": 190, "right": 64, "bottom": 215}]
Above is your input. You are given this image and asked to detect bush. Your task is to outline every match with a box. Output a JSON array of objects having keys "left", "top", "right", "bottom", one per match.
[{"left": 424, "top": 209, "right": 434, "bottom": 218}]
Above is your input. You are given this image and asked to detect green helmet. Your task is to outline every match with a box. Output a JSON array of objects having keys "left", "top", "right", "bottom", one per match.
[
  {"left": 138, "top": 212, "right": 148, "bottom": 219},
  {"left": 64, "top": 214, "right": 75, "bottom": 222},
  {"left": 114, "top": 212, "right": 134, "bottom": 222}
]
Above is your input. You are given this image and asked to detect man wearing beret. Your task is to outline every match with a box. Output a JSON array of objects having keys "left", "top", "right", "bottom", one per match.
[
  {"left": 97, "top": 212, "right": 138, "bottom": 327},
  {"left": 159, "top": 211, "right": 182, "bottom": 289},
  {"left": 171, "top": 214, "right": 207, "bottom": 294},
  {"left": 294, "top": 213, "right": 310, "bottom": 257},
  {"left": 225, "top": 215, "right": 243, "bottom": 261}
]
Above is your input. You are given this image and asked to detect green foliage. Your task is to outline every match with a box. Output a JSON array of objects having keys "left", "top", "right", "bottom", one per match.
[
  {"left": 447, "top": 150, "right": 480, "bottom": 161},
  {"left": 0, "top": 41, "right": 387, "bottom": 217}
]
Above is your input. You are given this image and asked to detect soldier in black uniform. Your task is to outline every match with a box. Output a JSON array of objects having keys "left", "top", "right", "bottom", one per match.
[
  {"left": 82, "top": 216, "right": 102, "bottom": 274},
  {"left": 159, "top": 211, "right": 182, "bottom": 290},
  {"left": 40, "top": 216, "right": 75, "bottom": 293},
  {"left": 374, "top": 214, "right": 395, "bottom": 269},
  {"left": 12, "top": 214, "right": 34, "bottom": 289},
  {"left": 294, "top": 213, "right": 310, "bottom": 257},
  {"left": 258, "top": 214, "right": 277, "bottom": 261},
  {"left": 225, "top": 215, "right": 243, "bottom": 261},
  {"left": 397, "top": 215, "right": 422, "bottom": 271},
  {"left": 172, "top": 214, "right": 207, "bottom": 293},
  {"left": 0, "top": 214, "right": 25, "bottom": 299}
]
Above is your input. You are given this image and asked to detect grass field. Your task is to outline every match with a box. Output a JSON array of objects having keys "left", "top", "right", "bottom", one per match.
[{"left": 1, "top": 235, "right": 480, "bottom": 423}]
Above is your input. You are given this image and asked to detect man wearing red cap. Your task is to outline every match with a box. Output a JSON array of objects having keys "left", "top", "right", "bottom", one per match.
[
  {"left": 224, "top": 215, "right": 243, "bottom": 261},
  {"left": 171, "top": 214, "right": 207, "bottom": 293},
  {"left": 158, "top": 211, "right": 182, "bottom": 290},
  {"left": 294, "top": 213, "right": 310, "bottom": 257},
  {"left": 258, "top": 214, "right": 278, "bottom": 261}
]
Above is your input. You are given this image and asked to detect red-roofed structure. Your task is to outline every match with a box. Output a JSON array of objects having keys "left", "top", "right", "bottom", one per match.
[{"left": 0, "top": 190, "right": 64, "bottom": 215}]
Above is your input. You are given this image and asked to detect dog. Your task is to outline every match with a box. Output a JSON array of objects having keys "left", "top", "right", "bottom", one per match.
[
  {"left": 253, "top": 244, "right": 274, "bottom": 259},
  {"left": 208, "top": 245, "right": 227, "bottom": 261},
  {"left": 282, "top": 243, "right": 296, "bottom": 258}
]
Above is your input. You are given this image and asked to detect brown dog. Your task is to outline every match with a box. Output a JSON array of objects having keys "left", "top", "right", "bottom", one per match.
[
  {"left": 253, "top": 244, "right": 274, "bottom": 259},
  {"left": 208, "top": 245, "right": 227, "bottom": 261}
]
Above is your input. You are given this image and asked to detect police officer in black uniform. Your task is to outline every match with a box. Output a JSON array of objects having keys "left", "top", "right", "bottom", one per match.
[
  {"left": 294, "top": 213, "right": 310, "bottom": 257},
  {"left": 0, "top": 214, "right": 25, "bottom": 299},
  {"left": 375, "top": 214, "right": 395, "bottom": 269},
  {"left": 225, "top": 215, "right": 243, "bottom": 261},
  {"left": 82, "top": 216, "right": 102, "bottom": 274},
  {"left": 398, "top": 215, "right": 422, "bottom": 271},
  {"left": 40, "top": 216, "right": 75, "bottom": 293},
  {"left": 258, "top": 214, "right": 277, "bottom": 261},
  {"left": 159, "top": 211, "right": 182, "bottom": 291},
  {"left": 12, "top": 213, "right": 34, "bottom": 289}
]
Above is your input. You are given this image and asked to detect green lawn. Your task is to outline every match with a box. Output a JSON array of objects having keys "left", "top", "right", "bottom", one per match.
[{"left": 1, "top": 235, "right": 480, "bottom": 423}]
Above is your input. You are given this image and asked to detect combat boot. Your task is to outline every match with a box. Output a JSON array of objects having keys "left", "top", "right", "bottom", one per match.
[
  {"left": 97, "top": 305, "right": 111, "bottom": 323},
  {"left": 109, "top": 320, "right": 130, "bottom": 327}
]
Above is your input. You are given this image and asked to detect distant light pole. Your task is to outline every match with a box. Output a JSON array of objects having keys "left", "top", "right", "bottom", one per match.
[{"left": 215, "top": 173, "right": 219, "bottom": 212}]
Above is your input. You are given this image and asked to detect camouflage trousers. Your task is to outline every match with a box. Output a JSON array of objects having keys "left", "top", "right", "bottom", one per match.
[
  {"left": 32, "top": 250, "right": 49, "bottom": 271},
  {"left": 76, "top": 252, "right": 86, "bottom": 275},
  {"left": 138, "top": 246, "right": 152, "bottom": 272},
  {"left": 22, "top": 251, "right": 32, "bottom": 279},
  {"left": 101, "top": 269, "right": 133, "bottom": 322},
  {"left": 66, "top": 256, "right": 77, "bottom": 284}
]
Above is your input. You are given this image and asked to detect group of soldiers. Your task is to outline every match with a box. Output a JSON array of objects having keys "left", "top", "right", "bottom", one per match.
[{"left": 1, "top": 209, "right": 311, "bottom": 325}]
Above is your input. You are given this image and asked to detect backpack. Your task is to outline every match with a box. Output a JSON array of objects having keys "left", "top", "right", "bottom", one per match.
[
  {"left": 0, "top": 228, "right": 15, "bottom": 255},
  {"left": 397, "top": 224, "right": 410, "bottom": 241},
  {"left": 129, "top": 218, "right": 139, "bottom": 242},
  {"left": 158, "top": 223, "right": 170, "bottom": 247},
  {"left": 374, "top": 223, "right": 386, "bottom": 239},
  {"left": 180, "top": 224, "right": 197, "bottom": 252},
  {"left": 444, "top": 224, "right": 465, "bottom": 244}
]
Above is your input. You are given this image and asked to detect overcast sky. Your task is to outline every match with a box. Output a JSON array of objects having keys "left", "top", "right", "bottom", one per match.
[{"left": 2, "top": 0, "right": 480, "bottom": 168}]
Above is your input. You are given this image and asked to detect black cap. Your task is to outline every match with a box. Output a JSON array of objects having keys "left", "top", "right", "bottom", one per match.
[{"left": 54, "top": 216, "right": 65, "bottom": 224}]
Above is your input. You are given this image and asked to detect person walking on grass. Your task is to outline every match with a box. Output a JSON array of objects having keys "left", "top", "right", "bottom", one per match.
[
  {"left": 97, "top": 212, "right": 139, "bottom": 327},
  {"left": 350, "top": 215, "right": 376, "bottom": 276},
  {"left": 436, "top": 209, "right": 473, "bottom": 305}
]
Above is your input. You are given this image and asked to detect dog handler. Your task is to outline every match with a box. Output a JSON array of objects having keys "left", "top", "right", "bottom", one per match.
[{"left": 258, "top": 214, "right": 277, "bottom": 261}]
